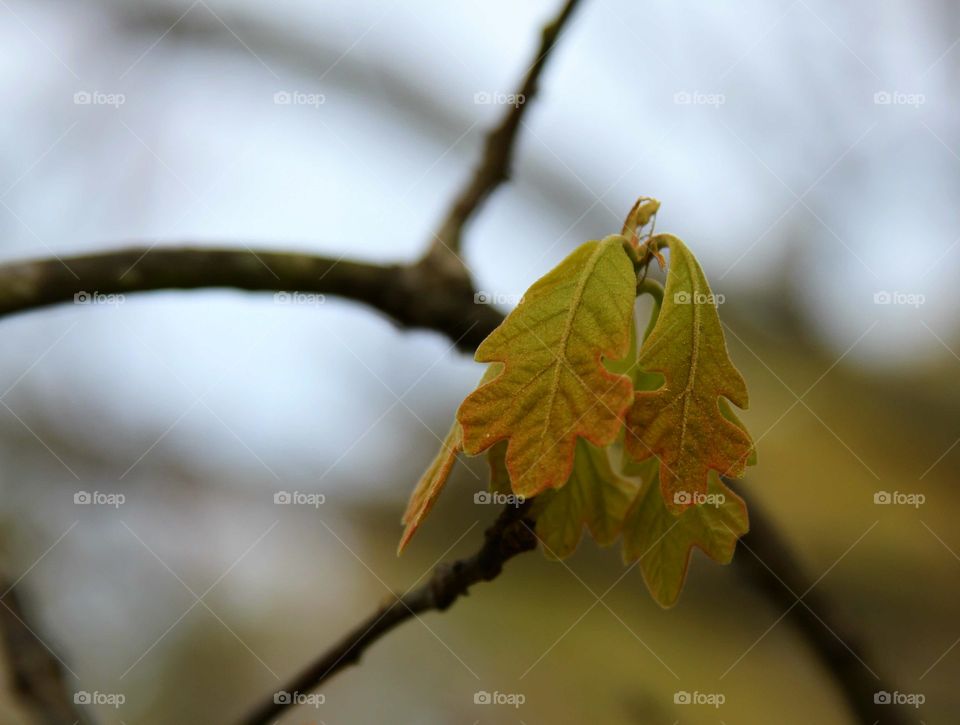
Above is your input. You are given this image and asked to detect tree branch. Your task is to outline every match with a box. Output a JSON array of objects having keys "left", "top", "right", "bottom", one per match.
[
  {"left": 0, "top": 1, "right": 585, "bottom": 342},
  {"left": 239, "top": 503, "right": 536, "bottom": 725},
  {"left": 731, "top": 488, "right": 911, "bottom": 725},
  {"left": 241, "top": 471, "right": 906, "bottom": 725},
  {"left": 0, "top": 247, "right": 501, "bottom": 353},
  {"left": 422, "top": 0, "right": 583, "bottom": 267}
]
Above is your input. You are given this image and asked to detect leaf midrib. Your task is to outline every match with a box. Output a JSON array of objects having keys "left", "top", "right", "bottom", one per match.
[
  {"left": 676, "top": 253, "right": 701, "bottom": 468},
  {"left": 537, "top": 241, "right": 610, "bottom": 451}
]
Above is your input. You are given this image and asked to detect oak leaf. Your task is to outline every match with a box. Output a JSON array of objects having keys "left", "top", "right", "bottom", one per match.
[
  {"left": 622, "top": 468, "right": 748, "bottom": 607},
  {"left": 457, "top": 237, "right": 636, "bottom": 497},
  {"left": 624, "top": 234, "right": 753, "bottom": 511},
  {"left": 533, "top": 440, "right": 639, "bottom": 559}
]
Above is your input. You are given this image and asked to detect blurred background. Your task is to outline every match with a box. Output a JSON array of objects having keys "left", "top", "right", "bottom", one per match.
[{"left": 0, "top": 0, "right": 956, "bottom": 722}]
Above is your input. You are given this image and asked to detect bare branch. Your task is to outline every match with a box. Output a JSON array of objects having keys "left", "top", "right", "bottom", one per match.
[
  {"left": 422, "top": 0, "right": 584, "bottom": 268},
  {"left": 0, "top": 1, "right": 584, "bottom": 341},
  {"left": 239, "top": 503, "right": 536, "bottom": 725},
  {"left": 0, "top": 247, "right": 502, "bottom": 353}
]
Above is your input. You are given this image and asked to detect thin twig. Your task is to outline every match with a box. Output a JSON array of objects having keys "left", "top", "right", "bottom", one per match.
[
  {"left": 239, "top": 503, "right": 536, "bottom": 725},
  {"left": 242, "top": 475, "right": 906, "bottom": 725},
  {"left": 422, "top": 0, "right": 583, "bottom": 268}
]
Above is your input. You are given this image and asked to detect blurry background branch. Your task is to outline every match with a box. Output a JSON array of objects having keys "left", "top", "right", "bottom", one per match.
[
  {"left": 0, "top": 576, "right": 94, "bottom": 725},
  {"left": 731, "top": 488, "right": 909, "bottom": 725},
  {"left": 101, "top": 0, "right": 592, "bottom": 223}
]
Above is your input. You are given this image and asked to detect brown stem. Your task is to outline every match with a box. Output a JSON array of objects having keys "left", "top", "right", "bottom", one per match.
[
  {"left": 239, "top": 503, "right": 536, "bottom": 725},
  {"left": 423, "top": 0, "right": 584, "bottom": 268}
]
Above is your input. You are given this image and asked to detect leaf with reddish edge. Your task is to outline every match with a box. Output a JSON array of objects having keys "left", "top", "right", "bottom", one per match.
[
  {"left": 398, "top": 365, "right": 502, "bottom": 553},
  {"left": 397, "top": 422, "right": 463, "bottom": 554},
  {"left": 457, "top": 237, "right": 636, "bottom": 498},
  {"left": 624, "top": 234, "right": 753, "bottom": 513}
]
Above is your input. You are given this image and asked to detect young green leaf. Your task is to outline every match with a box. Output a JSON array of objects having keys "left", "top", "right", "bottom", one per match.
[
  {"left": 397, "top": 422, "right": 463, "bottom": 554},
  {"left": 534, "top": 440, "right": 639, "bottom": 559},
  {"left": 624, "top": 234, "right": 753, "bottom": 511},
  {"left": 457, "top": 237, "right": 636, "bottom": 498},
  {"left": 621, "top": 196, "right": 660, "bottom": 247},
  {"left": 622, "top": 468, "right": 748, "bottom": 608},
  {"left": 487, "top": 441, "right": 512, "bottom": 496}
]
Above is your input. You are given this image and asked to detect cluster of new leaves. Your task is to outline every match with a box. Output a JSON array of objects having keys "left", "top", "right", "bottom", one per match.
[{"left": 399, "top": 198, "right": 755, "bottom": 607}]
